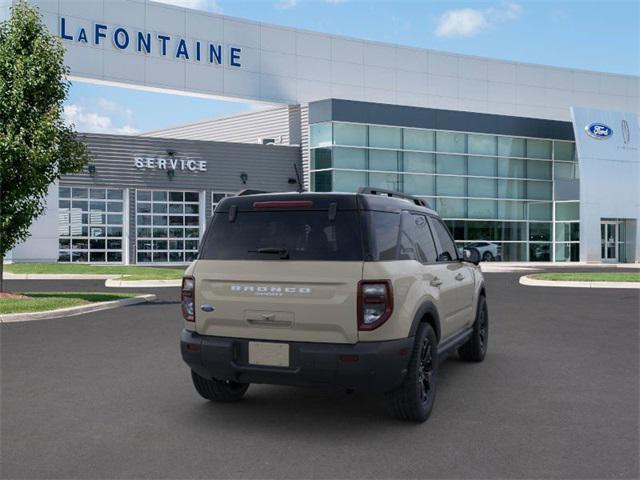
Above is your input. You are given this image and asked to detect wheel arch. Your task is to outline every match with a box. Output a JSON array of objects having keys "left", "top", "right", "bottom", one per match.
[{"left": 409, "top": 301, "right": 441, "bottom": 342}]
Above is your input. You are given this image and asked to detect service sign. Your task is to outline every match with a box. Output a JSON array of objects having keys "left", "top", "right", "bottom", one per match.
[{"left": 134, "top": 156, "right": 207, "bottom": 172}]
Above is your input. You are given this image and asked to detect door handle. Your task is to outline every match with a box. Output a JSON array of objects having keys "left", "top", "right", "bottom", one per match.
[
  {"left": 430, "top": 277, "right": 443, "bottom": 287},
  {"left": 454, "top": 273, "right": 465, "bottom": 281}
]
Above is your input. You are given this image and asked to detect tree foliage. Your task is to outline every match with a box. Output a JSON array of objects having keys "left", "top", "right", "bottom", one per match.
[{"left": 0, "top": 1, "right": 90, "bottom": 264}]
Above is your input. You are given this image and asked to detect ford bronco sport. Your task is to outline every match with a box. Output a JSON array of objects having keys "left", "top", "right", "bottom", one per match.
[{"left": 180, "top": 187, "right": 488, "bottom": 422}]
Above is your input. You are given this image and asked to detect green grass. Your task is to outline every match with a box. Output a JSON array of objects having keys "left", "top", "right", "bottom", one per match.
[
  {"left": 5, "top": 263, "right": 184, "bottom": 281},
  {"left": 530, "top": 272, "right": 640, "bottom": 283},
  {"left": 0, "top": 292, "right": 138, "bottom": 315}
]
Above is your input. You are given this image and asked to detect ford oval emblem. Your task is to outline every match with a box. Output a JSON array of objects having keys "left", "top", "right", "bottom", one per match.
[
  {"left": 200, "top": 304, "right": 215, "bottom": 312},
  {"left": 585, "top": 123, "right": 613, "bottom": 139}
]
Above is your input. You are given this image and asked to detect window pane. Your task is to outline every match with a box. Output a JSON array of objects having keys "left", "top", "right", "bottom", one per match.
[
  {"left": 369, "top": 172, "right": 400, "bottom": 191},
  {"left": 556, "top": 202, "right": 579, "bottom": 221},
  {"left": 429, "top": 217, "right": 459, "bottom": 261},
  {"left": 468, "top": 178, "right": 496, "bottom": 198},
  {"left": 501, "top": 242, "right": 527, "bottom": 261},
  {"left": 468, "top": 134, "right": 497, "bottom": 156},
  {"left": 403, "top": 174, "right": 434, "bottom": 196},
  {"left": 185, "top": 192, "right": 199, "bottom": 203},
  {"left": 404, "top": 129, "right": 434, "bottom": 151},
  {"left": 554, "top": 162, "right": 579, "bottom": 180},
  {"left": 530, "top": 223, "right": 552, "bottom": 241},
  {"left": 527, "top": 139, "right": 552, "bottom": 159},
  {"left": 311, "top": 148, "right": 332, "bottom": 170},
  {"left": 153, "top": 191, "right": 167, "bottom": 202},
  {"left": 528, "top": 202, "right": 552, "bottom": 221},
  {"left": 436, "top": 154, "right": 466, "bottom": 174},
  {"left": 527, "top": 181, "right": 552, "bottom": 200},
  {"left": 437, "top": 198, "right": 466, "bottom": 218},
  {"left": 436, "top": 131, "right": 466, "bottom": 153},
  {"left": 555, "top": 242, "right": 579, "bottom": 261},
  {"left": 436, "top": 176, "right": 466, "bottom": 196},
  {"left": 312, "top": 171, "right": 332, "bottom": 192},
  {"left": 468, "top": 200, "right": 497, "bottom": 219},
  {"left": 107, "top": 189, "right": 123, "bottom": 200},
  {"left": 555, "top": 222, "right": 580, "bottom": 242},
  {"left": 468, "top": 156, "right": 497, "bottom": 177},
  {"left": 362, "top": 211, "right": 398, "bottom": 261},
  {"left": 369, "top": 125, "right": 401, "bottom": 149},
  {"left": 499, "top": 222, "right": 527, "bottom": 241},
  {"left": 59, "top": 187, "right": 71, "bottom": 198},
  {"left": 498, "top": 137, "right": 525, "bottom": 157},
  {"left": 529, "top": 243, "right": 551, "bottom": 261},
  {"left": 498, "top": 158, "right": 525, "bottom": 178},
  {"left": 137, "top": 191, "right": 151, "bottom": 201},
  {"left": 169, "top": 192, "right": 183, "bottom": 202},
  {"left": 404, "top": 152, "right": 435, "bottom": 173},
  {"left": 498, "top": 179, "right": 525, "bottom": 199},
  {"left": 369, "top": 150, "right": 398, "bottom": 171},
  {"left": 334, "top": 147, "right": 366, "bottom": 169},
  {"left": 527, "top": 160, "right": 552, "bottom": 180},
  {"left": 498, "top": 201, "right": 524, "bottom": 220},
  {"left": 310, "top": 122, "right": 332, "bottom": 147},
  {"left": 554, "top": 141, "right": 576, "bottom": 161},
  {"left": 334, "top": 123, "right": 367, "bottom": 146},
  {"left": 90, "top": 189, "right": 106, "bottom": 199},
  {"left": 72, "top": 188, "right": 88, "bottom": 199},
  {"left": 334, "top": 170, "right": 366, "bottom": 192}
]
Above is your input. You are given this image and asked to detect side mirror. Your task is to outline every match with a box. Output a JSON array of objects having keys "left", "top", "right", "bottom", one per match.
[{"left": 462, "top": 247, "right": 481, "bottom": 265}]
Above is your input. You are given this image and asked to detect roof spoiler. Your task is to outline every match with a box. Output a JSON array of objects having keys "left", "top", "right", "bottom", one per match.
[
  {"left": 236, "top": 189, "right": 269, "bottom": 196},
  {"left": 357, "top": 187, "right": 430, "bottom": 208}
]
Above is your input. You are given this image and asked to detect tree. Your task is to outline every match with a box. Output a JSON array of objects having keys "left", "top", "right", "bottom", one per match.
[{"left": 0, "top": 1, "right": 90, "bottom": 291}]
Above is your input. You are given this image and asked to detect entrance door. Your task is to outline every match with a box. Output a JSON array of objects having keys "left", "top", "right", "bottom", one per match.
[{"left": 601, "top": 221, "right": 618, "bottom": 262}]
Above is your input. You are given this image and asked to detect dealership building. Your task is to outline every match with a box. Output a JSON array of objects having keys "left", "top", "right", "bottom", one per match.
[{"left": 4, "top": 0, "right": 639, "bottom": 264}]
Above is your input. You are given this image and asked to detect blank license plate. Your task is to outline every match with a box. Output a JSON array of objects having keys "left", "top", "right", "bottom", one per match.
[{"left": 248, "top": 341, "right": 289, "bottom": 367}]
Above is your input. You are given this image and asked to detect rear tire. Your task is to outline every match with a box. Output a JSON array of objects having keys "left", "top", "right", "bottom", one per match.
[
  {"left": 482, "top": 251, "right": 494, "bottom": 262},
  {"left": 190, "top": 370, "right": 249, "bottom": 402},
  {"left": 385, "top": 323, "right": 438, "bottom": 422},
  {"left": 458, "top": 295, "right": 488, "bottom": 362}
]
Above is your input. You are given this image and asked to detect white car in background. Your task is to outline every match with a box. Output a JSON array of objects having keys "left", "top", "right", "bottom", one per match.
[{"left": 465, "top": 242, "right": 501, "bottom": 262}]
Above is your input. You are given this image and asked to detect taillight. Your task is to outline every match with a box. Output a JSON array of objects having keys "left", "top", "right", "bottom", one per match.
[
  {"left": 181, "top": 276, "right": 195, "bottom": 322},
  {"left": 358, "top": 280, "right": 393, "bottom": 331}
]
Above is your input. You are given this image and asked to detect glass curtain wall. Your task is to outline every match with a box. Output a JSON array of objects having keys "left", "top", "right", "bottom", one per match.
[{"left": 309, "top": 122, "right": 579, "bottom": 261}]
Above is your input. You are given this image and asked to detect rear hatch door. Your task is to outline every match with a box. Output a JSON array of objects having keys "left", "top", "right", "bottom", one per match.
[{"left": 193, "top": 194, "right": 363, "bottom": 344}]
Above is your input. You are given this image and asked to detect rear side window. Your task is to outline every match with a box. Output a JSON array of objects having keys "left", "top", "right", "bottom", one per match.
[
  {"left": 363, "top": 211, "right": 400, "bottom": 261},
  {"left": 362, "top": 210, "right": 438, "bottom": 263},
  {"left": 429, "top": 217, "right": 459, "bottom": 262},
  {"left": 200, "top": 210, "right": 363, "bottom": 261}
]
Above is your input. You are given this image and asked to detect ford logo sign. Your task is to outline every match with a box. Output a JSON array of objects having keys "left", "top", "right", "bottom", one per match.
[{"left": 585, "top": 123, "right": 613, "bottom": 139}]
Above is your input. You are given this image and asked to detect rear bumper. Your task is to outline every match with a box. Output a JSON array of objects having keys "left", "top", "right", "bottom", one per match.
[{"left": 181, "top": 329, "right": 413, "bottom": 393}]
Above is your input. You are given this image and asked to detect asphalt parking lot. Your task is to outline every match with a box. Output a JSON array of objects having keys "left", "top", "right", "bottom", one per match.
[{"left": 2, "top": 268, "right": 639, "bottom": 479}]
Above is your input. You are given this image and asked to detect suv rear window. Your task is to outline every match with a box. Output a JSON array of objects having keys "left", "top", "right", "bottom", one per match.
[{"left": 200, "top": 210, "right": 363, "bottom": 261}]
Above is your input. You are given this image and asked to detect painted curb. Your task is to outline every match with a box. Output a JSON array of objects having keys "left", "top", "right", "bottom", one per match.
[
  {"left": 105, "top": 278, "right": 181, "bottom": 288},
  {"left": 0, "top": 294, "right": 157, "bottom": 323},
  {"left": 519, "top": 275, "right": 640, "bottom": 289}
]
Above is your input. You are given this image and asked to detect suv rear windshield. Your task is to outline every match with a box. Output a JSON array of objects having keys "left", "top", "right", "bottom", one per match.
[{"left": 200, "top": 210, "right": 363, "bottom": 261}]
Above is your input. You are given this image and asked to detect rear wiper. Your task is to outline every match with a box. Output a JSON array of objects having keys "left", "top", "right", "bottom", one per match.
[{"left": 248, "top": 247, "right": 290, "bottom": 259}]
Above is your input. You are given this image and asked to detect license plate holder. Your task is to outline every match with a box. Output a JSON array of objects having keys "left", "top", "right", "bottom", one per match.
[{"left": 248, "top": 341, "right": 290, "bottom": 367}]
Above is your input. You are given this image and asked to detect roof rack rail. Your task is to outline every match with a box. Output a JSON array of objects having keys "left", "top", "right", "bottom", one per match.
[
  {"left": 237, "top": 189, "right": 269, "bottom": 196},
  {"left": 357, "top": 187, "right": 430, "bottom": 208}
]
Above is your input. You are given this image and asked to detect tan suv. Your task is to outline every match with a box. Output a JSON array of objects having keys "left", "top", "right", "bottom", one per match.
[{"left": 180, "top": 187, "right": 488, "bottom": 422}]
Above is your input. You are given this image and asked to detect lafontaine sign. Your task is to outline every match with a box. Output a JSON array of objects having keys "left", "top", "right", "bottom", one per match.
[
  {"left": 134, "top": 156, "right": 207, "bottom": 172},
  {"left": 59, "top": 17, "right": 242, "bottom": 68}
]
